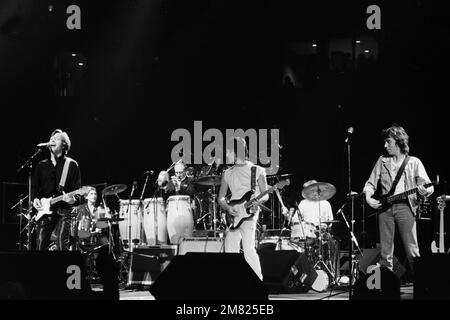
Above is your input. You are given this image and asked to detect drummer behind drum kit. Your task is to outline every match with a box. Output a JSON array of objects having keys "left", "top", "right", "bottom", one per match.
[{"left": 258, "top": 181, "right": 342, "bottom": 292}]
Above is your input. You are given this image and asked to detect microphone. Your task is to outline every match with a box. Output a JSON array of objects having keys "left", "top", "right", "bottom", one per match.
[
  {"left": 37, "top": 142, "right": 55, "bottom": 147},
  {"left": 144, "top": 170, "right": 154, "bottom": 176},
  {"left": 344, "top": 127, "right": 354, "bottom": 143}
]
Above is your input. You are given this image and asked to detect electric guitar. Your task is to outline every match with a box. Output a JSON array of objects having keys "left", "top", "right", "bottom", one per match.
[
  {"left": 226, "top": 179, "right": 290, "bottom": 230},
  {"left": 431, "top": 195, "right": 446, "bottom": 253},
  {"left": 34, "top": 186, "right": 90, "bottom": 221},
  {"left": 372, "top": 178, "right": 439, "bottom": 212}
]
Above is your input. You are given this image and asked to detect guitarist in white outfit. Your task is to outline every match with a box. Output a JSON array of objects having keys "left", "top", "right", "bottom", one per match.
[
  {"left": 363, "top": 124, "right": 433, "bottom": 278},
  {"left": 32, "top": 129, "right": 82, "bottom": 251},
  {"left": 218, "top": 137, "right": 269, "bottom": 281}
]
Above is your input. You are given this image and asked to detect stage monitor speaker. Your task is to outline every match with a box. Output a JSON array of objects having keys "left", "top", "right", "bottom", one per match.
[
  {"left": 178, "top": 237, "right": 225, "bottom": 255},
  {"left": 414, "top": 254, "right": 450, "bottom": 300},
  {"left": 353, "top": 267, "right": 401, "bottom": 300},
  {"left": 257, "top": 243, "right": 316, "bottom": 293},
  {"left": 0, "top": 251, "right": 94, "bottom": 300},
  {"left": 149, "top": 253, "right": 268, "bottom": 300},
  {"left": 128, "top": 245, "right": 177, "bottom": 286},
  {"left": 357, "top": 248, "right": 406, "bottom": 279}
]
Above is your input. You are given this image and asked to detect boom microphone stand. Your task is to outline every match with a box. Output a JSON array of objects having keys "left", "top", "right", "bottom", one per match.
[{"left": 17, "top": 147, "right": 44, "bottom": 250}]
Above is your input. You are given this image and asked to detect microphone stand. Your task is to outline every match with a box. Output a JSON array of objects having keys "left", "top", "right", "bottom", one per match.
[
  {"left": 127, "top": 184, "right": 136, "bottom": 251},
  {"left": 139, "top": 173, "right": 151, "bottom": 245},
  {"left": 345, "top": 134, "right": 356, "bottom": 299},
  {"left": 17, "top": 148, "right": 43, "bottom": 250}
]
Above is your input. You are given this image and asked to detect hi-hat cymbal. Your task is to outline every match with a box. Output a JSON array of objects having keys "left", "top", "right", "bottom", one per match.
[
  {"left": 302, "top": 182, "right": 336, "bottom": 201},
  {"left": 196, "top": 175, "right": 221, "bottom": 186},
  {"left": 98, "top": 217, "right": 125, "bottom": 222},
  {"left": 321, "top": 220, "right": 340, "bottom": 224},
  {"left": 101, "top": 184, "right": 128, "bottom": 196}
]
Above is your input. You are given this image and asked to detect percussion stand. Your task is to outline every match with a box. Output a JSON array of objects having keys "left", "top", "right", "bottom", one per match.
[{"left": 127, "top": 184, "right": 137, "bottom": 250}]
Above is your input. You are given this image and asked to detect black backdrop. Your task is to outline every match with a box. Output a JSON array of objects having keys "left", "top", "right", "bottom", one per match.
[{"left": 1, "top": 0, "right": 449, "bottom": 250}]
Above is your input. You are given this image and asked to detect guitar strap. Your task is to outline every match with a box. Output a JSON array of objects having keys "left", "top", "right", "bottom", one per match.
[
  {"left": 388, "top": 155, "right": 410, "bottom": 196},
  {"left": 58, "top": 157, "right": 72, "bottom": 192},
  {"left": 251, "top": 166, "right": 256, "bottom": 192}
]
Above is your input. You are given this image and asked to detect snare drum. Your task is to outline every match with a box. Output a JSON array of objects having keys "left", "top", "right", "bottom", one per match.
[
  {"left": 166, "top": 195, "right": 194, "bottom": 244},
  {"left": 311, "top": 269, "right": 329, "bottom": 292},
  {"left": 258, "top": 237, "right": 304, "bottom": 252},
  {"left": 118, "top": 199, "right": 141, "bottom": 246},
  {"left": 143, "top": 197, "right": 168, "bottom": 245},
  {"left": 291, "top": 221, "right": 317, "bottom": 243}
]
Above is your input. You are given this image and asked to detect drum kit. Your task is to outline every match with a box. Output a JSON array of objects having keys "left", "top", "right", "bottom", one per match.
[{"left": 257, "top": 181, "right": 341, "bottom": 292}]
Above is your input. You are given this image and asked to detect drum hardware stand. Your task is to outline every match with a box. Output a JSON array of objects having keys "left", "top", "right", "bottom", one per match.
[
  {"left": 126, "top": 182, "right": 137, "bottom": 250},
  {"left": 17, "top": 147, "right": 44, "bottom": 250},
  {"left": 138, "top": 171, "right": 152, "bottom": 246}
]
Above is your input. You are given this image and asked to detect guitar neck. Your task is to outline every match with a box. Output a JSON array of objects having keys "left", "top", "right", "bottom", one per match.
[
  {"left": 386, "top": 181, "right": 435, "bottom": 203},
  {"left": 244, "top": 186, "right": 275, "bottom": 208},
  {"left": 50, "top": 189, "right": 80, "bottom": 206}
]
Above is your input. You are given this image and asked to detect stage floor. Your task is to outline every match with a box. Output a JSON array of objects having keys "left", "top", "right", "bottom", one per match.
[{"left": 115, "top": 284, "right": 414, "bottom": 300}]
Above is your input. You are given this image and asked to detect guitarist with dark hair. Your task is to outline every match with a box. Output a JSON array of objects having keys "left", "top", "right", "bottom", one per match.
[
  {"left": 218, "top": 137, "right": 269, "bottom": 281},
  {"left": 363, "top": 124, "right": 434, "bottom": 277},
  {"left": 32, "top": 129, "right": 83, "bottom": 251}
]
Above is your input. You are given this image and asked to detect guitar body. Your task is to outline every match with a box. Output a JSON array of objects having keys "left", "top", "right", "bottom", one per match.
[
  {"left": 35, "top": 197, "right": 54, "bottom": 221},
  {"left": 227, "top": 191, "right": 255, "bottom": 230},
  {"left": 224, "top": 179, "right": 290, "bottom": 231}
]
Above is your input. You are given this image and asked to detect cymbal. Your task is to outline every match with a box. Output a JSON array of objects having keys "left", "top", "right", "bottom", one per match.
[
  {"left": 102, "top": 184, "right": 128, "bottom": 196},
  {"left": 321, "top": 220, "right": 340, "bottom": 224},
  {"left": 302, "top": 182, "right": 336, "bottom": 201},
  {"left": 98, "top": 217, "right": 125, "bottom": 222},
  {"left": 196, "top": 175, "right": 221, "bottom": 186},
  {"left": 267, "top": 173, "right": 293, "bottom": 178}
]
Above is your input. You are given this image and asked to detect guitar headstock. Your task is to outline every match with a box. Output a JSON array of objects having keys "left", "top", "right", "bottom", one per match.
[
  {"left": 275, "top": 179, "right": 290, "bottom": 189},
  {"left": 78, "top": 186, "right": 91, "bottom": 197},
  {"left": 437, "top": 195, "right": 446, "bottom": 211}
]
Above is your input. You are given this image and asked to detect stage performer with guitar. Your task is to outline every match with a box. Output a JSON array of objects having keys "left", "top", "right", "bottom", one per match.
[
  {"left": 32, "top": 129, "right": 84, "bottom": 251},
  {"left": 363, "top": 124, "right": 434, "bottom": 276},
  {"left": 218, "top": 137, "right": 269, "bottom": 280}
]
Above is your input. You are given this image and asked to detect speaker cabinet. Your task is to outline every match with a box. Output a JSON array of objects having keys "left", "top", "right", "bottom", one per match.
[
  {"left": 357, "top": 248, "right": 406, "bottom": 279},
  {"left": 414, "top": 254, "right": 450, "bottom": 300},
  {"left": 128, "top": 245, "right": 177, "bottom": 286},
  {"left": 149, "top": 253, "right": 268, "bottom": 300},
  {"left": 257, "top": 243, "right": 316, "bottom": 293},
  {"left": 0, "top": 251, "right": 93, "bottom": 300},
  {"left": 178, "top": 237, "right": 225, "bottom": 255}
]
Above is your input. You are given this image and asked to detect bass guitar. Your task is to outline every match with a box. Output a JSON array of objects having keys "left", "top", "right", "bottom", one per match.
[
  {"left": 226, "top": 179, "right": 290, "bottom": 230},
  {"left": 431, "top": 195, "right": 447, "bottom": 253},
  {"left": 373, "top": 178, "right": 439, "bottom": 212}
]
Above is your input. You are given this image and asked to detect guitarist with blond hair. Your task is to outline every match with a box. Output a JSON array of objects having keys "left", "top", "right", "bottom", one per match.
[
  {"left": 218, "top": 137, "right": 269, "bottom": 281},
  {"left": 364, "top": 124, "right": 434, "bottom": 278},
  {"left": 32, "top": 129, "right": 82, "bottom": 251}
]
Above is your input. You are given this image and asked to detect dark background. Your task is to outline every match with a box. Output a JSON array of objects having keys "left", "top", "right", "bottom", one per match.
[{"left": 0, "top": 0, "right": 449, "bottom": 253}]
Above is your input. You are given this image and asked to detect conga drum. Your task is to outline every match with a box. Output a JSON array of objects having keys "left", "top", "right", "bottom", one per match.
[
  {"left": 166, "top": 195, "right": 194, "bottom": 244},
  {"left": 143, "top": 197, "right": 168, "bottom": 245}
]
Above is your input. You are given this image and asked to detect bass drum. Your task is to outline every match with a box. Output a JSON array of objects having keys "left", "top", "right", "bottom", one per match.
[{"left": 311, "top": 269, "right": 329, "bottom": 292}]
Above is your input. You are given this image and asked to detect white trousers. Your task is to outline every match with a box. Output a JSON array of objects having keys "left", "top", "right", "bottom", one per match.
[{"left": 224, "top": 215, "right": 263, "bottom": 280}]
